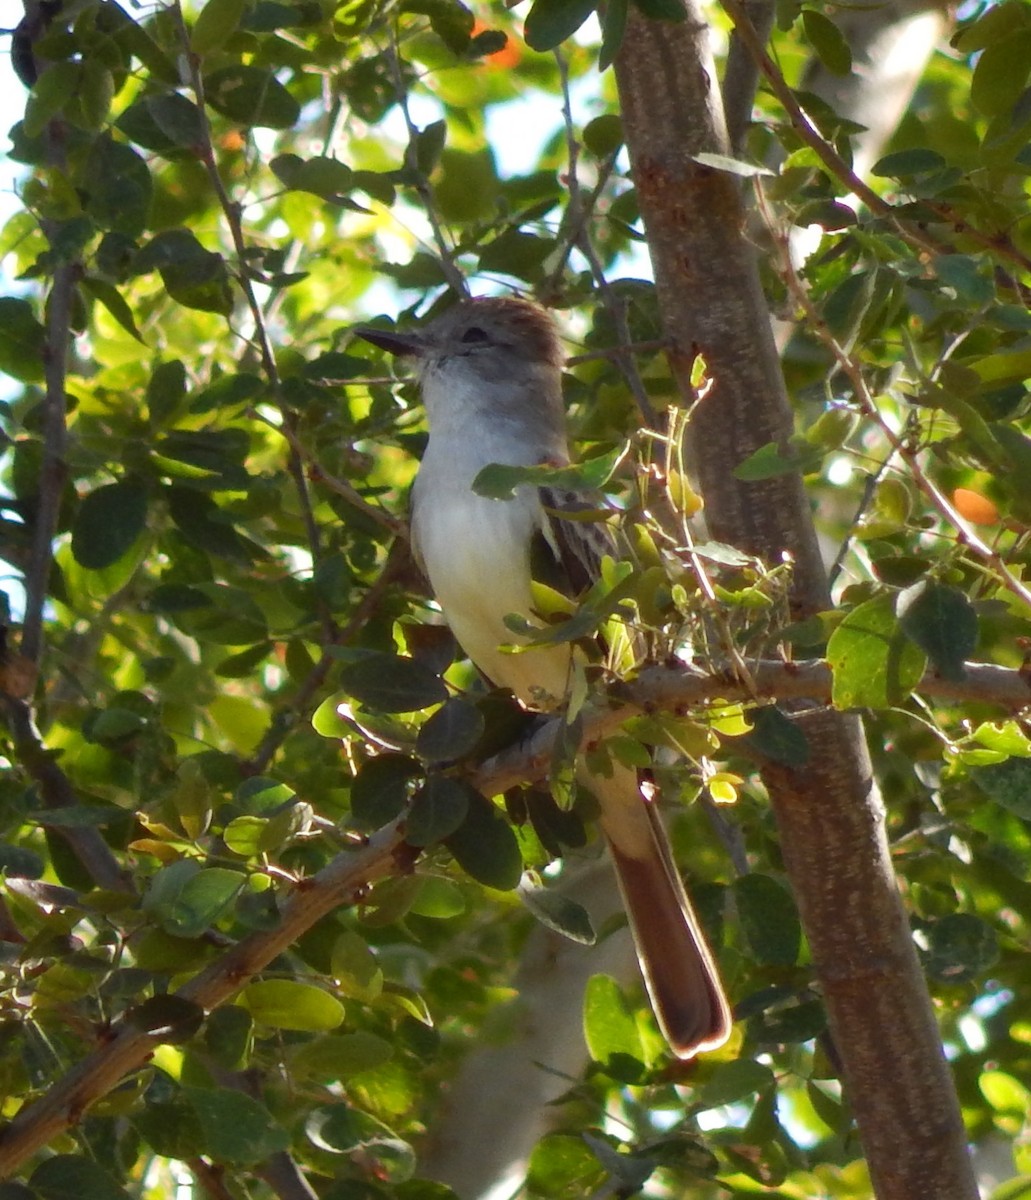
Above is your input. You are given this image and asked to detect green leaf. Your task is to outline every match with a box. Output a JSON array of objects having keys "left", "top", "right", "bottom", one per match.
[
  {"left": 583, "top": 974, "right": 645, "bottom": 1081},
  {"left": 203, "top": 65, "right": 301, "bottom": 129},
  {"left": 81, "top": 278, "right": 145, "bottom": 343},
  {"left": 583, "top": 114, "right": 623, "bottom": 157},
  {"left": 523, "top": 0, "right": 596, "bottom": 51},
  {"left": 81, "top": 136, "right": 153, "bottom": 237},
  {"left": 401, "top": 0, "right": 475, "bottom": 53},
  {"left": 923, "top": 913, "right": 999, "bottom": 983},
  {"left": 971, "top": 30, "right": 1031, "bottom": 116},
  {"left": 871, "top": 147, "right": 948, "bottom": 178},
  {"left": 278, "top": 155, "right": 355, "bottom": 200},
  {"left": 521, "top": 885, "right": 596, "bottom": 944},
  {"left": 598, "top": 0, "right": 627, "bottom": 68},
  {"left": 305, "top": 1106, "right": 415, "bottom": 1181},
  {"left": 350, "top": 754, "right": 422, "bottom": 829},
  {"left": 414, "top": 119, "right": 447, "bottom": 175},
  {"left": 801, "top": 9, "right": 851, "bottom": 74},
  {"left": 339, "top": 653, "right": 448, "bottom": 713},
  {"left": 31, "top": 1156, "right": 131, "bottom": 1200},
  {"left": 192, "top": 0, "right": 249, "bottom": 53},
  {"left": 133, "top": 1098, "right": 205, "bottom": 1159},
  {"left": 732, "top": 438, "right": 823, "bottom": 480},
  {"left": 896, "top": 580, "right": 977, "bottom": 683},
  {"left": 826, "top": 592, "right": 926, "bottom": 709},
  {"left": 237, "top": 979, "right": 346, "bottom": 1030},
  {"left": 291, "top": 1032, "right": 393, "bottom": 1081},
  {"left": 142, "top": 860, "right": 245, "bottom": 938},
  {"left": 184, "top": 1086, "right": 290, "bottom": 1164},
  {"left": 972, "top": 757, "right": 1031, "bottom": 819},
  {"left": 406, "top": 775, "right": 472, "bottom": 846},
  {"left": 331, "top": 931, "right": 385, "bottom": 1002},
  {"left": 697, "top": 1059, "right": 776, "bottom": 1109},
  {"left": 0, "top": 297, "right": 46, "bottom": 382},
  {"left": 733, "top": 873, "right": 801, "bottom": 966},
  {"left": 445, "top": 796, "right": 523, "bottom": 890},
  {"left": 71, "top": 478, "right": 148, "bottom": 569},
  {"left": 743, "top": 706, "right": 810, "bottom": 767},
  {"left": 474, "top": 449, "right": 620, "bottom": 499},
  {"left": 415, "top": 697, "right": 485, "bottom": 762}
]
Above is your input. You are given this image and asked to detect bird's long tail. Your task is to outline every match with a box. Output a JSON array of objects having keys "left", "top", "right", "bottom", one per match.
[{"left": 590, "top": 762, "right": 732, "bottom": 1058}]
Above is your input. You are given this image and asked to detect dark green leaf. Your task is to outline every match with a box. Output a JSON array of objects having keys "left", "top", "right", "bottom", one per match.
[
  {"left": 971, "top": 30, "right": 1031, "bottom": 116},
  {"left": 414, "top": 119, "right": 447, "bottom": 174},
  {"left": 0, "top": 298, "right": 46, "bottom": 382},
  {"left": 142, "top": 860, "right": 245, "bottom": 937},
  {"left": 81, "top": 136, "right": 153, "bottom": 236},
  {"left": 339, "top": 653, "right": 448, "bottom": 713},
  {"left": 896, "top": 580, "right": 977, "bottom": 683},
  {"left": 416, "top": 697, "right": 485, "bottom": 762},
  {"left": 184, "top": 1086, "right": 290, "bottom": 1164},
  {"left": 350, "top": 754, "right": 422, "bottom": 829},
  {"left": 146, "top": 360, "right": 188, "bottom": 426},
  {"left": 743, "top": 706, "right": 810, "bottom": 767},
  {"left": 598, "top": 0, "right": 627, "bottom": 68},
  {"left": 191, "top": 0, "right": 248, "bottom": 53},
  {"left": 871, "top": 147, "right": 948, "bottom": 179},
  {"left": 204, "top": 66, "right": 301, "bottom": 129},
  {"left": 733, "top": 438, "right": 823, "bottom": 481},
  {"left": 972, "top": 757, "right": 1031, "bottom": 819},
  {"left": 801, "top": 9, "right": 851, "bottom": 75},
  {"left": 31, "top": 1157, "right": 131, "bottom": 1200},
  {"left": 923, "top": 913, "right": 999, "bottom": 983},
  {"left": 71, "top": 478, "right": 148, "bottom": 569},
  {"left": 697, "top": 1059, "right": 776, "bottom": 1109},
  {"left": 523, "top": 0, "right": 596, "bottom": 51},
  {"left": 521, "top": 886, "right": 596, "bottom": 944},
  {"left": 733, "top": 873, "right": 801, "bottom": 966},
  {"left": 147, "top": 92, "right": 206, "bottom": 147},
  {"left": 406, "top": 775, "right": 472, "bottom": 846},
  {"left": 401, "top": 0, "right": 475, "bottom": 53},
  {"left": 826, "top": 592, "right": 926, "bottom": 709},
  {"left": 81, "top": 278, "right": 145, "bottom": 343},
  {"left": 133, "top": 1098, "right": 205, "bottom": 1159},
  {"left": 582, "top": 114, "right": 623, "bottom": 157},
  {"left": 474, "top": 449, "right": 620, "bottom": 499},
  {"left": 204, "top": 1005, "right": 252, "bottom": 1069},
  {"left": 445, "top": 795, "right": 523, "bottom": 890}
]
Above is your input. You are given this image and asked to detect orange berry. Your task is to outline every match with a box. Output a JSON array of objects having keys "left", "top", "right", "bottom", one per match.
[{"left": 952, "top": 487, "right": 999, "bottom": 525}]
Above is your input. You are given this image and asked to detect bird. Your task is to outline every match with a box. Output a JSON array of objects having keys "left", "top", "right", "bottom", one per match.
[{"left": 354, "top": 296, "right": 732, "bottom": 1058}]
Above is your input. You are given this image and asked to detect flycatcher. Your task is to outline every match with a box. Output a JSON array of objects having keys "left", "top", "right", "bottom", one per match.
[{"left": 355, "top": 296, "right": 731, "bottom": 1058}]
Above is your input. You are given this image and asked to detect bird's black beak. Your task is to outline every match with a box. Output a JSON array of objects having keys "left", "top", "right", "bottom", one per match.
[{"left": 352, "top": 325, "right": 425, "bottom": 358}]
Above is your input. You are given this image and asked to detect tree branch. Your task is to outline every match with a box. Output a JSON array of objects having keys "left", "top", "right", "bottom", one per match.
[
  {"left": 612, "top": 5, "right": 979, "bottom": 1196},
  {"left": 0, "top": 820, "right": 409, "bottom": 1178}
]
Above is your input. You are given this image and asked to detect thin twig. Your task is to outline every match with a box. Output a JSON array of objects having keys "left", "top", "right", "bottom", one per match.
[
  {"left": 21, "top": 115, "right": 74, "bottom": 666},
  {"left": 383, "top": 28, "right": 467, "bottom": 298},
  {"left": 553, "top": 50, "right": 659, "bottom": 430}
]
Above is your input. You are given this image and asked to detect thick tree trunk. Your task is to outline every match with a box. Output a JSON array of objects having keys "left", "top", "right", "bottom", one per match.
[{"left": 613, "top": 7, "right": 977, "bottom": 1199}]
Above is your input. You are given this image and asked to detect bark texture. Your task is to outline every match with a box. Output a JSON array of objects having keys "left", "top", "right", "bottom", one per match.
[{"left": 614, "top": 8, "right": 977, "bottom": 1199}]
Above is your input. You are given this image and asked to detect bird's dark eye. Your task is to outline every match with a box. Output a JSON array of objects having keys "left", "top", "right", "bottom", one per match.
[{"left": 461, "top": 326, "right": 490, "bottom": 344}]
